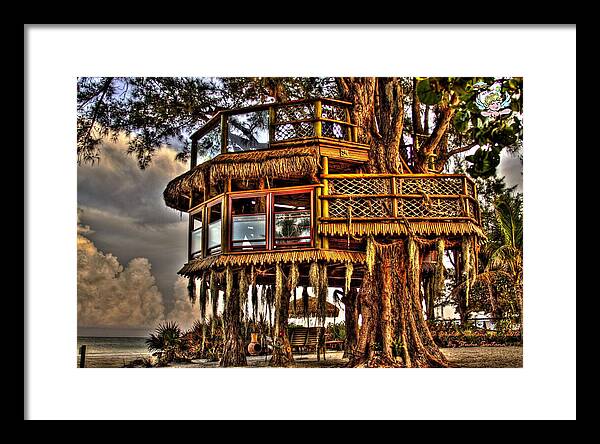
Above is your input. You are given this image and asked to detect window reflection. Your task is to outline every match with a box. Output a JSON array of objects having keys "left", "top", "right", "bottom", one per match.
[
  {"left": 231, "top": 196, "right": 267, "bottom": 251},
  {"left": 274, "top": 192, "right": 311, "bottom": 248},
  {"left": 191, "top": 213, "right": 202, "bottom": 257},
  {"left": 227, "top": 111, "right": 269, "bottom": 152},
  {"left": 207, "top": 202, "right": 222, "bottom": 254}
]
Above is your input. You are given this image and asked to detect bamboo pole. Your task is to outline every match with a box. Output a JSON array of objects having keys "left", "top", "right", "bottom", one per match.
[
  {"left": 321, "top": 156, "right": 329, "bottom": 249},
  {"left": 391, "top": 177, "right": 398, "bottom": 218},
  {"left": 314, "top": 100, "right": 322, "bottom": 138}
]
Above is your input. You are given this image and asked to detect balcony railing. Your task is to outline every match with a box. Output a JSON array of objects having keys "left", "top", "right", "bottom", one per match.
[
  {"left": 320, "top": 174, "right": 480, "bottom": 223},
  {"left": 190, "top": 98, "right": 357, "bottom": 166}
]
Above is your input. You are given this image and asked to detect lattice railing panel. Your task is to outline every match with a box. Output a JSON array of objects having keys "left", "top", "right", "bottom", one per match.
[
  {"left": 399, "top": 177, "right": 463, "bottom": 196},
  {"left": 329, "top": 178, "right": 392, "bottom": 195},
  {"left": 273, "top": 122, "right": 315, "bottom": 141},
  {"left": 329, "top": 197, "right": 394, "bottom": 218},
  {"left": 399, "top": 198, "right": 463, "bottom": 218},
  {"left": 275, "top": 103, "right": 314, "bottom": 123},
  {"left": 322, "top": 121, "right": 347, "bottom": 139},
  {"left": 321, "top": 103, "right": 347, "bottom": 121}
]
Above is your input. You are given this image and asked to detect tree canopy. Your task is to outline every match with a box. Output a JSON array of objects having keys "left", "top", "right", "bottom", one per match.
[{"left": 77, "top": 77, "right": 522, "bottom": 175}]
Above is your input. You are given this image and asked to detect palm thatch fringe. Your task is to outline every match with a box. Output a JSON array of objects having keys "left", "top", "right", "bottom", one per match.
[
  {"left": 210, "top": 146, "right": 319, "bottom": 184},
  {"left": 319, "top": 221, "right": 485, "bottom": 238},
  {"left": 178, "top": 249, "right": 366, "bottom": 276},
  {"left": 163, "top": 165, "right": 207, "bottom": 211},
  {"left": 163, "top": 147, "right": 319, "bottom": 210}
]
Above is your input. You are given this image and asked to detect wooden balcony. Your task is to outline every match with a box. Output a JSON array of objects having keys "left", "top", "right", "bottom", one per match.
[
  {"left": 189, "top": 97, "right": 370, "bottom": 168},
  {"left": 319, "top": 173, "right": 483, "bottom": 238}
]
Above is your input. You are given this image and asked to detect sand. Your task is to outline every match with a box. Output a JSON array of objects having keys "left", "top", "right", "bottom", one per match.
[{"left": 166, "top": 346, "right": 523, "bottom": 368}]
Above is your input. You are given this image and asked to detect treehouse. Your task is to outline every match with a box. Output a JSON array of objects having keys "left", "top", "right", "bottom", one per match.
[{"left": 163, "top": 97, "right": 483, "bottom": 303}]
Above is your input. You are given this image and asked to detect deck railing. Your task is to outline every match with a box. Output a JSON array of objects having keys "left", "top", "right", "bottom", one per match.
[
  {"left": 190, "top": 98, "right": 357, "bottom": 166},
  {"left": 319, "top": 174, "right": 480, "bottom": 223}
]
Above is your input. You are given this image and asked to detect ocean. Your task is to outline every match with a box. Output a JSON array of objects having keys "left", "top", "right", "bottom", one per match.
[{"left": 77, "top": 336, "right": 151, "bottom": 368}]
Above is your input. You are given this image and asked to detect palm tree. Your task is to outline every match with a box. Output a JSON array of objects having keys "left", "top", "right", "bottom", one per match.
[
  {"left": 146, "top": 321, "right": 184, "bottom": 364},
  {"left": 477, "top": 193, "right": 523, "bottom": 319},
  {"left": 450, "top": 192, "right": 523, "bottom": 323}
]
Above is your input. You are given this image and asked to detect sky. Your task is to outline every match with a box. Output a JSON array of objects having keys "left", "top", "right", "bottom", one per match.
[{"left": 77, "top": 134, "right": 522, "bottom": 337}]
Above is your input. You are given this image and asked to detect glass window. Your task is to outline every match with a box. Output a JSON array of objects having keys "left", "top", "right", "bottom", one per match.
[
  {"left": 231, "top": 195, "right": 267, "bottom": 251},
  {"left": 191, "top": 213, "right": 203, "bottom": 257},
  {"left": 197, "top": 122, "right": 222, "bottom": 163},
  {"left": 227, "top": 111, "right": 269, "bottom": 152},
  {"left": 273, "top": 192, "right": 311, "bottom": 248},
  {"left": 207, "top": 202, "right": 222, "bottom": 254}
]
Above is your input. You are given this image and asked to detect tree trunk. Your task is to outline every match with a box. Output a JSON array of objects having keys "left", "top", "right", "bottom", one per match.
[
  {"left": 270, "top": 286, "right": 294, "bottom": 367},
  {"left": 338, "top": 77, "right": 451, "bottom": 367},
  {"left": 349, "top": 239, "right": 449, "bottom": 368},
  {"left": 220, "top": 276, "right": 247, "bottom": 367},
  {"left": 342, "top": 287, "right": 359, "bottom": 359}
]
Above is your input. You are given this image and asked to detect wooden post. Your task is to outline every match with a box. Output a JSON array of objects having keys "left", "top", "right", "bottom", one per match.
[
  {"left": 79, "top": 345, "right": 86, "bottom": 368},
  {"left": 321, "top": 156, "right": 329, "bottom": 250},
  {"left": 462, "top": 177, "right": 469, "bottom": 218},
  {"left": 220, "top": 113, "right": 228, "bottom": 153},
  {"left": 314, "top": 100, "right": 322, "bottom": 138},
  {"left": 391, "top": 176, "right": 398, "bottom": 218},
  {"left": 315, "top": 185, "right": 323, "bottom": 249},
  {"left": 190, "top": 138, "right": 198, "bottom": 169},
  {"left": 222, "top": 180, "right": 231, "bottom": 253},
  {"left": 268, "top": 105, "right": 276, "bottom": 146}
]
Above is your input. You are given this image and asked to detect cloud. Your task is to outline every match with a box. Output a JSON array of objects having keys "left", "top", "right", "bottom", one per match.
[
  {"left": 77, "top": 227, "right": 197, "bottom": 332},
  {"left": 77, "top": 134, "right": 187, "bottom": 226},
  {"left": 77, "top": 136, "right": 189, "bottom": 307}
]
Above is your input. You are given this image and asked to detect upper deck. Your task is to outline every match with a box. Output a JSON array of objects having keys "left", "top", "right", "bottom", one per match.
[{"left": 189, "top": 97, "right": 370, "bottom": 168}]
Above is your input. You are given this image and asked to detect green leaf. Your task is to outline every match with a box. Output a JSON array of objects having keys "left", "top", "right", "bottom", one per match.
[
  {"left": 453, "top": 110, "right": 470, "bottom": 133},
  {"left": 416, "top": 79, "right": 442, "bottom": 105}
]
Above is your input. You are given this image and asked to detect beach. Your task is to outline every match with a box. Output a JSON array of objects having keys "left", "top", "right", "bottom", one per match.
[{"left": 77, "top": 336, "right": 522, "bottom": 368}]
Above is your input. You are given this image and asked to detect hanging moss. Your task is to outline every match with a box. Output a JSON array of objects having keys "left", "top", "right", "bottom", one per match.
[
  {"left": 199, "top": 271, "right": 208, "bottom": 322},
  {"left": 309, "top": 261, "right": 320, "bottom": 299},
  {"left": 462, "top": 236, "right": 475, "bottom": 308},
  {"left": 344, "top": 261, "right": 354, "bottom": 296},
  {"left": 225, "top": 265, "right": 233, "bottom": 306},
  {"left": 318, "top": 263, "right": 329, "bottom": 325},
  {"left": 408, "top": 237, "right": 421, "bottom": 299},
  {"left": 302, "top": 286, "right": 309, "bottom": 325},
  {"left": 187, "top": 277, "right": 196, "bottom": 305},
  {"left": 434, "top": 238, "right": 445, "bottom": 299},
  {"left": 239, "top": 267, "right": 249, "bottom": 323},
  {"left": 289, "top": 262, "right": 299, "bottom": 317},
  {"left": 366, "top": 235, "right": 376, "bottom": 275},
  {"left": 274, "top": 262, "right": 284, "bottom": 335},
  {"left": 250, "top": 265, "right": 258, "bottom": 322}
]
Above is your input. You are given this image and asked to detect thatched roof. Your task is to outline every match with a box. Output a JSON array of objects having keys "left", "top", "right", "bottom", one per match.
[
  {"left": 289, "top": 296, "right": 339, "bottom": 318},
  {"left": 319, "top": 221, "right": 485, "bottom": 239},
  {"left": 178, "top": 249, "right": 365, "bottom": 277},
  {"left": 163, "top": 146, "right": 320, "bottom": 211}
]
